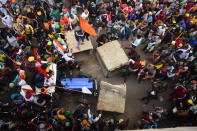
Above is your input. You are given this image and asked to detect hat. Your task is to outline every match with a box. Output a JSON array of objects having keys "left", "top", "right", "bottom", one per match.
[
  {"left": 19, "top": 73, "right": 26, "bottom": 80},
  {"left": 12, "top": 0, "right": 16, "bottom": 4},
  {"left": 55, "top": 24, "right": 60, "bottom": 29},
  {"left": 185, "top": 13, "right": 189, "bottom": 17},
  {"left": 37, "top": 11, "right": 42, "bottom": 16},
  {"left": 70, "top": 14, "right": 74, "bottom": 18},
  {"left": 64, "top": 110, "right": 70, "bottom": 117},
  {"left": 82, "top": 120, "right": 89, "bottom": 126},
  {"left": 62, "top": 8, "right": 68, "bottom": 13},
  {"left": 84, "top": 9, "right": 89, "bottom": 13},
  {"left": 65, "top": 122, "right": 70, "bottom": 127},
  {"left": 161, "top": 68, "right": 167, "bottom": 73},
  {"left": 27, "top": 8, "right": 31, "bottom": 13},
  {"left": 25, "top": 93, "right": 32, "bottom": 99},
  {"left": 140, "top": 61, "right": 146, "bottom": 66},
  {"left": 9, "top": 83, "right": 15, "bottom": 88},
  {"left": 188, "top": 99, "right": 194, "bottom": 105},
  {"left": 28, "top": 56, "right": 34, "bottom": 62},
  {"left": 47, "top": 41, "right": 52, "bottom": 46},
  {"left": 191, "top": 80, "right": 196, "bottom": 84},
  {"left": 18, "top": 15, "right": 22, "bottom": 19},
  {"left": 178, "top": 43, "right": 183, "bottom": 47},
  {"left": 57, "top": 37, "right": 62, "bottom": 42}
]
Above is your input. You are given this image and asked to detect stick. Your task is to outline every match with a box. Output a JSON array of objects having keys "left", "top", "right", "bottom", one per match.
[
  {"left": 57, "top": 86, "right": 83, "bottom": 93},
  {"left": 175, "top": 32, "right": 183, "bottom": 42}
]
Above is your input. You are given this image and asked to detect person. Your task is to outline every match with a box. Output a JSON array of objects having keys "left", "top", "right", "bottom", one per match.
[
  {"left": 36, "top": 63, "right": 53, "bottom": 79},
  {"left": 96, "top": 34, "right": 107, "bottom": 47},
  {"left": 87, "top": 105, "right": 102, "bottom": 124},
  {"left": 1, "top": 14, "right": 13, "bottom": 28},
  {"left": 82, "top": 9, "right": 89, "bottom": 21},
  {"left": 131, "top": 35, "right": 142, "bottom": 48},
  {"left": 69, "top": 14, "right": 79, "bottom": 29},
  {"left": 141, "top": 88, "right": 158, "bottom": 106},
  {"left": 74, "top": 26, "right": 84, "bottom": 50}
]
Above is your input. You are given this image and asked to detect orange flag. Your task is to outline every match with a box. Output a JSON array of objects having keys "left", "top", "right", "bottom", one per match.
[{"left": 79, "top": 16, "right": 97, "bottom": 36}]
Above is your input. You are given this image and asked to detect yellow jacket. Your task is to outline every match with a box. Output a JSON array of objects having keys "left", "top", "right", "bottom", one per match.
[{"left": 22, "top": 24, "right": 34, "bottom": 35}]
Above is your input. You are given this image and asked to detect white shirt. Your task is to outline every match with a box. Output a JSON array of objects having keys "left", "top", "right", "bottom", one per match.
[
  {"left": 178, "top": 49, "right": 189, "bottom": 60},
  {"left": 88, "top": 109, "right": 101, "bottom": 123},
  {"left": 0, "top": 0, "right": 7, "bottom": 5},
  {"left": 62, "top": 53, "right": 74, "bottom": 62},
  {"left": 2, "top": 15, "right": 13, "bottom": 28},
  {"left": 71, "top": 7, "right": 77, "bottom": 15},
  {"left": 157, "top": 26, "right": 166, "bottom": 36},
  {"left": 7, "top": 35, "right": 19, "bottom": 47},
  {"left": 81, "top": 12, "right": 89, "bottom": 21},
  {"left": 69, "top": 14, "right": 79, "bottom": 25},
  {"left": 132, "top": 38, "right": 142, "bottom": 47}
]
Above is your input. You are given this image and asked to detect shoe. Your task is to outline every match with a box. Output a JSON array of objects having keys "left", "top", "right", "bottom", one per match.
[
  {"left": 77, "top": 47, "right": 80, "bottom": 50},
  {"left": 86, "top": 38, "right": 89, "bottom": 41}
]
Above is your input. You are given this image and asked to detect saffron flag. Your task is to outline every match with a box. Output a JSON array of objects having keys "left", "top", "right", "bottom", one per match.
[
  {"left": 53, "top": 39, "right": 65, "bottom": 55},
  {"left": 79, "top": 16, "right": 97, "bottom": 36}
]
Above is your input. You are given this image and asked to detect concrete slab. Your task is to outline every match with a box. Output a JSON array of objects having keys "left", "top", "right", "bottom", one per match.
[
  {"left": 65, "top": 30, "right": 93, "bottom": 54},
  {"left": 97, "top": 81, "right": 126, "bottom": 113},
  {"left": 96, "top": 40, "right": 129, "bottom": 77}
]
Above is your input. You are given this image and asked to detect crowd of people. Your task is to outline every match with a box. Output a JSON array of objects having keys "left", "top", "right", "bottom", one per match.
[{"left": 0, "top": 0, "right": 197, "bottom": 130}]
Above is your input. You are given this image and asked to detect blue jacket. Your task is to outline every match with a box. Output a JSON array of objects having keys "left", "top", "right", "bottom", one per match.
[{"left": 74, "top": 30, "right": 84, "bottom": 41}]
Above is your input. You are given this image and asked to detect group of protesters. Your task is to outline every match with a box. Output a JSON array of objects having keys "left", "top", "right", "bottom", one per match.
[{"left": 0, "top": 0, "right": 197, "bottom": 130}]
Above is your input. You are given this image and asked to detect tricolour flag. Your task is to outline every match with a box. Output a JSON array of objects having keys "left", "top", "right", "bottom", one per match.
[{"left": 53, "top": 39, "right": 65, "bottom": 55}]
